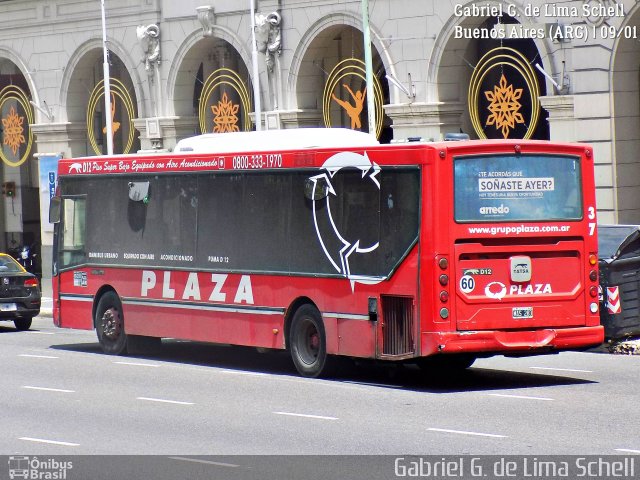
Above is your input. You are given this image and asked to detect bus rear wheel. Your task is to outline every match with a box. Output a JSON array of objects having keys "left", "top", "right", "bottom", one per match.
[
  {"left": 289, "top": 305, "right": 334, "bottom": 378},
  {"left": 95, "top": 291, "right": 128, "bottom": 355}
]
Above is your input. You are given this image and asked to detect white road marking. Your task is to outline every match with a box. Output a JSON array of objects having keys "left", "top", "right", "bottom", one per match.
[
  {"left": 19, "top": 437, "right": 79, "bottom": 447},
  {"left": 218, "top": 369, "right": 267, "bottom": 377},
  {"left": 488, "top": 393, "right": 554, "bottom": 401},
  {"left": 114, "top": 361, "right": 160, "bottom": 368},
  {"left": 530, "top": 366, "right": 593, "bottom": 373},
  {"left": 22, "top": 386, "right": 75, "bottom": 393},
  {"left": 615, "top": 449, "right": 640, "bottom": 454},
  {"left": 341, "top": 380, "right": 404, "bottom": 389},
  {"left": 137, "top": 397, "right": 194, "bottom": 406},
  {"left": 19, "top": 354, "right": 59, "bottom": 359},
  {"left": 28, "top": 331, "right": 55, "bottom": 335},
  {"left": 169, "top": 457, "right": 240, "bottom": 468},
  {"left": 273, "top": 411, "right": 338, "bottom": 421},
  {"left": 428, "top": 428, "right": 507, "bottom": 438}
]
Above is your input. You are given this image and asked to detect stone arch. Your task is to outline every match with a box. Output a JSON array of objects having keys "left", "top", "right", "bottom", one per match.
[
  {"left": 61, "top": 38, "right": 145, "bottom": 124},
  {"left": 0, "top": 47, "right": 38, "bottom": 108},
  {"left": 288, "top": 11, "right": 394, "bottom": 112},
  {"left": 167, "top": 26, "right": 252, "bottom": 121},
  {"left": 610, "top": 2, "right": 640, "bottom": 222},
  {"left": 62, "top": 38, "right": 142, "bottom": 155},
  {"left": 428, "top": 1, "right": 554, "bottom": 139},
  {"left": 0, "top": 49, "right": 40, "bottom": 253},
  {"left": 288, "top": 12, "right": 393, "bottom": 140}
]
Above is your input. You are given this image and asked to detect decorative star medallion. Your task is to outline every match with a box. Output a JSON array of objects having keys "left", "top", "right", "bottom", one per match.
[
  {"left": 484, "top": 74, "right": 525, "bottom": 139},
  {"left": 211, "top": 92, "right": 240, "bottom": 133},
  {"left": 2, "top": 106, "right": 26, "bottom": 156}
]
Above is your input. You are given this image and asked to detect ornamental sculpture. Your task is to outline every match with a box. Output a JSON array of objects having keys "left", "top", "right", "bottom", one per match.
[
  {"left": 197, "top": 6, "right": 215, "bottom": 37},
  {"left": 137, "top": 24, "right": 161, "bottom": 73},
  {"left": 255, "top": 11, "right": 281, "bottom": 73}
]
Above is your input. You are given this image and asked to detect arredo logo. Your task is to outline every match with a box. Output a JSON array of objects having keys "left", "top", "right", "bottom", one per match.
[
  {"left": 0, "top": 85, "right": 34, "bottom": 167},
  {"left": 199, "top": 68, "right": 252, "bottom": 134},
  {"left": 309, "top": 151, "right": 383, "bottom": 291},
  {"left": 87, "top": 78, "right": 137, "bottom": 155},
  {"left": 468, "top": 47, "right": 541, "bottom": 140},
  {"left": 322, "top": 58, "right": 384, "bottom": 139},
  {"left": 479, "top": 204, "right": 510, "bottom": 215}
]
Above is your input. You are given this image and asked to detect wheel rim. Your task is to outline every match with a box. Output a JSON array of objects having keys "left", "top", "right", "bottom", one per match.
[
  {"left": 101, "top": 307, "right": 122, "bottom": 341},
  {"left": 296, "top": 318, "right": 320, "bottom": 366}
]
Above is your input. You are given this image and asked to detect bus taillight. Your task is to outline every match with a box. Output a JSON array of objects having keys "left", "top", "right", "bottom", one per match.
[
  {"left": 437, "top": 255, "right": 450, "bottom": 316},
  {"left": 588, "top": 252, "right": 599, "bottom": 314}
]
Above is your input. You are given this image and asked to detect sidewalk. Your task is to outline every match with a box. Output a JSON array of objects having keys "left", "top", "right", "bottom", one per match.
[{"left": 39, "top": 276, "right": 53, "bottom": 317}]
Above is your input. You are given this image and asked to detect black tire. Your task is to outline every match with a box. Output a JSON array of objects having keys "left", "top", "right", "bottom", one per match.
[
  {"left": 289, "top": 304, "right": 334, "bottom": 378},
  {"left": 416, "top": 354, "right": 476, "bottom": 374},
  {"left": 14, "top": 317, "right": 32, "bottom": 331},
  {"left": 95, "top": 291, "right": 128, "bottom": 355}
]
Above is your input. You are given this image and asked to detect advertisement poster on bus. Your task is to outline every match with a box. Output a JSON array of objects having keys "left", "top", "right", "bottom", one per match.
[{"left": 454, "top": 154, "right": 582, "bottom": 223}]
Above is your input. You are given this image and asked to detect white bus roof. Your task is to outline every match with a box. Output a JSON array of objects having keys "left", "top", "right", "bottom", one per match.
[{"left": 173, "top": 128, "right": 379, "bottom": 153}]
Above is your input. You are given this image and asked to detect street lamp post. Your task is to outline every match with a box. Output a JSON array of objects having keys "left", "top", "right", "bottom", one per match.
[
  {"left": 101, "top": 0, "right": 114, "bottom": 155},
  {"left": 250, "top": 0, "right": 262, "bottom": 131},
  {"left": 361, "top": 0, "right": 376, "bottom": 138}
]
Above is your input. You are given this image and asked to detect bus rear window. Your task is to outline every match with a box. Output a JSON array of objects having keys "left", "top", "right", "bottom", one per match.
[{"left": 454, "top": 154, "right": 582, "bottom": 223}]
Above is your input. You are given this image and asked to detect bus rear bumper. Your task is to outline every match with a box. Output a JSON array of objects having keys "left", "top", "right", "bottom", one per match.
[{"left": 421, "top": 325, "right": 604, "bottom": 356}]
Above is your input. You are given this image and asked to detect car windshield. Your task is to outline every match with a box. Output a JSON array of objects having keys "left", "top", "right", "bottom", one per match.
[
  {"left": 598, "top": 225, "right": 639, "bottom": 259},
  {"left": 0, "top": 254, "right": 22, "bottom": 273}
]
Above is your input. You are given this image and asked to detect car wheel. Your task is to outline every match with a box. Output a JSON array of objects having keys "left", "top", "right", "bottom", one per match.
[
  {"left": 95, "top": 291, "right": 128, "bottom": 355},
  {"left": 14, "top": 317, "right": 32, "bottom": 331}
]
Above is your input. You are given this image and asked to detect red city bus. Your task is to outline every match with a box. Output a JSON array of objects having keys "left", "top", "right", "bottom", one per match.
[{"left": 49, "top": 129, "right": 603, "bottom": 377}]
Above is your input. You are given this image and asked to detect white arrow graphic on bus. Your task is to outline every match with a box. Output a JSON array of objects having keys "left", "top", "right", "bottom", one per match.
[{"left": 310, "top": 151, "right": 384, "bottom": 291}]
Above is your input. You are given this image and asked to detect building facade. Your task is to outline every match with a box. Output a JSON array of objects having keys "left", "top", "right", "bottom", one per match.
[{"left": 0, "top": 0, "right": 638, "bottom": 277}]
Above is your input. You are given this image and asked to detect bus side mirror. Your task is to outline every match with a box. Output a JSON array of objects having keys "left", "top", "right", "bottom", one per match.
[
  {"left": 304, "top": 177, "right": 329, "bottom": 201},
  {"left": 49, "top": 197, "right": 61, "bottom": 224},
  {"left": 128, "top": 181, "right": 150, "bottom": 202}
]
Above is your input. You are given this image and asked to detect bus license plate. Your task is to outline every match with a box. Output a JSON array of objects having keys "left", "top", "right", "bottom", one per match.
[
  {"left": 0, "top": 303, "right": 17, "bottom": 312},
  {"left": 513, "top": 307, "right": 533, "bottom": 319}
]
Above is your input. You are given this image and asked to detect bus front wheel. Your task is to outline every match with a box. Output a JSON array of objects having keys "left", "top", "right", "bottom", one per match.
[
  {"left": 95, "top": 291, "right": 128, "bottom": 355},
  {"left": 289, "top": 305, "right": 334, "bottom": 378}
]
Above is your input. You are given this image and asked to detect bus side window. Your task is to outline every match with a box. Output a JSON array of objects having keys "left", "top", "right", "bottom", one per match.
[{"left": 60, "top": 196, "right": 87, "bottom": 268}]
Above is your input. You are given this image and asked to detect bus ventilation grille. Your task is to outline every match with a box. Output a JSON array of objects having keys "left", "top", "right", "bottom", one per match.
[{"left": 381, "top": 295, "right": 415, "bottom": 356}]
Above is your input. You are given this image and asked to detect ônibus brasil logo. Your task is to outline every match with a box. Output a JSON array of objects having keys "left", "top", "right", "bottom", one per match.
[{"left": 309, "top": 151, "right": 383, "bottom": 291}]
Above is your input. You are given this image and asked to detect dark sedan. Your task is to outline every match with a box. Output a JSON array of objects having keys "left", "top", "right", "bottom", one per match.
[{"left": 0, "top": 253, "right": 41, "bottom": 331}]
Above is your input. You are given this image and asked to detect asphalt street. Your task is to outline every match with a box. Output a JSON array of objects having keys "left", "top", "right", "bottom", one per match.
[
  {"left": 1, "top": 285, "right": 639, "bottom": 479},
  {"left": 1, "top": 314, "right": 639, "bottom": 456}
]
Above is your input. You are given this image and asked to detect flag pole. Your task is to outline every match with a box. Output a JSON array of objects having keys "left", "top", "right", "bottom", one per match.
[
  {"left": 250, "top": 0, "right": 262, "bottom": 131},
  {"left": 361, "top": 0, "right": 376, "bottom": 138},
  {"left": 101, "top": 0, "right": 114, "bottom": 155}
]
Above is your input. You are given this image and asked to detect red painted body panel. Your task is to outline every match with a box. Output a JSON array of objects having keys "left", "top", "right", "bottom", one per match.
[
  {"left": 53, "top": 139, "right": 604, "bottom": 360},
  {"left": 56, "top": 246, "right": 420, "bottom": 356}
]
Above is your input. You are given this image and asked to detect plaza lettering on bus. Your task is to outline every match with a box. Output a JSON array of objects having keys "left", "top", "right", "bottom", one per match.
[
  {"left": 478, "top": 177, "right": 555, "bottom": 192},
  {"left": 141, "top": 271, "right": 254, "bottom": 304}
]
